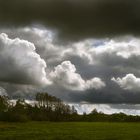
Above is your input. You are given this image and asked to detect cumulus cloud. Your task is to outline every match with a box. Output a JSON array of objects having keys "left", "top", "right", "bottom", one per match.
[
  {"left": 91, "top": 39, "right": 140, "bottom": 59},
  {"left": 1, "top": 27, "right": 140, "bottom": 103},
  {"left": 0, "top": 33, "right": 47, "bottom": 85},
  {"left": 112, "top": 74, "right": 140, "bottom": 91},
  {"left": 48, "top": 61, "right": 105, "bottom": 91}
]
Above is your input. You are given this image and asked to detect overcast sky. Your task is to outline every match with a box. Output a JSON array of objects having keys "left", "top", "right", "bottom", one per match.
[{"left": 0, "top": 0, "right": 140, "bottom": 114}]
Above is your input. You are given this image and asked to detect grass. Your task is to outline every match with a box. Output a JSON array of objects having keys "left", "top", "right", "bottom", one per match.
[{"left": 0, "top": 122, "right": 139, "bottom": 140}]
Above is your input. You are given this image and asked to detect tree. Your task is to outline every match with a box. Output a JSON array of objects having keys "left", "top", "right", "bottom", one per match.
[
  {"left": 8, "top": 99, "right": 30, "bottom": 122},
  {"left": 0, "top": 95, "right": 9, "bottom": 112},
  {"left": 91, "top": 108, "right": 98, "bottom": 114},
  {"left": 71, "top": 105, "right": 77, "bottom": 114}
]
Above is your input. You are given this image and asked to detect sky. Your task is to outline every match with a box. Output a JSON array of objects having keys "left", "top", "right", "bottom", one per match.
[{"left": 0, "top": 0, "right": 140, "bottom": 114}]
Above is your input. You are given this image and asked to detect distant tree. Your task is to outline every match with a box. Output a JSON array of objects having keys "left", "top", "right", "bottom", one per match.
[
  {"left": 91, "top": 108, "right": 98, "bottom": 114},
  {"left": 0, "top": 95, "right": 9, "bottom": 112},
  {"left": 8, "top": 99, "right": 30, "bottom": 122},
  {"left": 83, "top": 112, "right": 87, "bottom": 116},
  {"left": 71, "top": 105, "right": 77, "bottom": 114},
  {"left": 2, "top": 93, "right": 140, "bottom": 122}
]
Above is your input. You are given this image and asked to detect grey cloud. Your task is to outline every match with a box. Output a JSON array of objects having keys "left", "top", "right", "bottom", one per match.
[
  {"left": 0, "top": 86, "right": 7, "bottom": 96},
  {"left": 0, "top": 0, "right": 140, "bottom": 41},
  {"left": 0, "top": 33, "right": 48, "bottom": 85},
  {"left": 1, "top": 27, "right": 140, "bottom": 103}
]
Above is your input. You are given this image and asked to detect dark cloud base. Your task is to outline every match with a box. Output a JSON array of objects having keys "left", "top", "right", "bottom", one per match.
[
  {"left": 0, "top": 0, "right": 140, "bottom": 41},
  {"left": 67, "top": 89, "right": 140, "bottom": 104}
]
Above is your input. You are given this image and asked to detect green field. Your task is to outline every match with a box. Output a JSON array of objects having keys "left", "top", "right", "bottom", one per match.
[{"left": 0, "top": 122, "right": 140, "bottom": 140}]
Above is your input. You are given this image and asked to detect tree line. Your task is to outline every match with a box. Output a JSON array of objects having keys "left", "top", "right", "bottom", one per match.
[
  {"left": 0, "top": 93, "right": 77, "bottom": 122},
  {"left": 0, "top": 93, "right": 140, "bottom": 122}
]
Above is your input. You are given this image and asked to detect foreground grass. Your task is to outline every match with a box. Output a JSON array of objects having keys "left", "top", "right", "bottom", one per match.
[{"left": 0, "top": 122, "right": 139, "bottom": 140}]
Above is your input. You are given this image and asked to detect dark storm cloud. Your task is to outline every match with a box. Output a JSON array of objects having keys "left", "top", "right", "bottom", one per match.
[{"left": 0, "top": 0, "right": 140, "bottom": 41}]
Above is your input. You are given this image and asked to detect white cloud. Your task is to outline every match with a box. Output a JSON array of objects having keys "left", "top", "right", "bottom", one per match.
[
  {"left": 2, "top": 27, "right": 140, "bottom": 103},
  {"left": 0, "top": 33, "right": 48, "bottom": 85},
  {"left": 112, "top": 74, "right": 140, "bottom": 91},
  {"left": 70, "top": 103, "right": 140, "bottom": 115},
  {"left": 48, "top": 61, "right": 105, "bottom": 91},
  {"left": 92, "top": 38, "right": 140, "bottom": 57}
]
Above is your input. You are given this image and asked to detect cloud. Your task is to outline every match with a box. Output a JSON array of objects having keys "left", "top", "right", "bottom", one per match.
[
  {"left": 71, "top": 103, "right": 140, "bottom": 116},
  {"left": 0, "top": 33, "right": 47, "bottom": 85},
  {"left": 48, "top": 61, "right": 105, "bottom": 91},
  {"left": 0, "top": 0, "right": 140, "bottom": 41},
  {"left": 0, "top": 87, "right": 7, "bottom": 96},
  {"left": 91, "top": 39, "right": 140, "bottom": 59},
  {"left": 112, "top": 74, "right": 140, "bottom": 91},
  {"left": 2, "top": 27, "right": 140, "bottom": 103}
]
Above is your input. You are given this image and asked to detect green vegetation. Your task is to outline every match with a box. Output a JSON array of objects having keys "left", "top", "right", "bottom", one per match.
[
  {"left": 0, "top": 93, "right": 140, "bottom": 122},
  {"left": 0, "top": 122, "right": 140, "bottom": 140},
  {"left": 0, "top": 93, "right": 140, "bottom": 139},
  {"left": 0, "top": 93, "right": 78, "bottom": 122}
]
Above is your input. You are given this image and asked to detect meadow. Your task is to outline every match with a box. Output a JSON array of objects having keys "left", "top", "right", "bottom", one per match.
[{"left": 0, "top": 122, "right": 139, "bottom": 140}]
